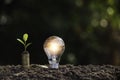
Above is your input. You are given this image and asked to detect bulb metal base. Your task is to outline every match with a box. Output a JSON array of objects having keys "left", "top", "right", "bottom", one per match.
[{"left": 49, "top": 63, "right": 59, "bottom": 69}]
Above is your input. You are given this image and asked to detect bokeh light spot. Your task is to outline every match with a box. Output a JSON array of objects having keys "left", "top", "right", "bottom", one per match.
[
  {"left": 100, "top": 19, "right": 108, "bottom": 28},
  {"left": 0, "top": 15, "right": 7, "bottom": 25},
  {"left": 107, "top": 7, "right": 114, "bottom": 16}
]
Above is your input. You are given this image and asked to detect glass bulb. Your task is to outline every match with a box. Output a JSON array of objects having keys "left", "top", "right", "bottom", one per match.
[{"left": 43, "top": 36, "right": 65, "bottom": 69}]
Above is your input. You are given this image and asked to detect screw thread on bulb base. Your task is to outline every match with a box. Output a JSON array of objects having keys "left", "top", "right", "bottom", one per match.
[{"left": 49, "top": 63, "right": 59, "bottom": 69}]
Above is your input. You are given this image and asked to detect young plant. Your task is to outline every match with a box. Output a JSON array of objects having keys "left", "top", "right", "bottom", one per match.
[
  {"left": 17, "top": 33, "right": 32, "bottom": 51},
  {"left": 17, "top": 33, "right": 32, "bottom": 68}
]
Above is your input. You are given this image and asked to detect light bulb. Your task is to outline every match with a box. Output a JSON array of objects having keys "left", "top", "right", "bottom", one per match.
[{"left": 43, "top": 36, "right": 65, "bottom": 69}]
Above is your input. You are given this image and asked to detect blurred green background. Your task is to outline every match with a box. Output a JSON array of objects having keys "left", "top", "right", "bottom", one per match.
[{"left": 0, "top": 0, "right": 120, "bottom": 65}]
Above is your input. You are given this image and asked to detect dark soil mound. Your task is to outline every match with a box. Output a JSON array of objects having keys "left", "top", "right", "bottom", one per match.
[{"left": 0, "top": 64, "right": 120, "bottom": 80}]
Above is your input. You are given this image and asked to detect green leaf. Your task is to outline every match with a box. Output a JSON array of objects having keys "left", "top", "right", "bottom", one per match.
[
  {"left": 23, "top": 33, "right": 28, "bottom": 42},
  {"left": 25, "top": 43, "right": 32, "bottom": 49},
  {"left": 17, "top": 38, "right": 25, "bottom": 45}
]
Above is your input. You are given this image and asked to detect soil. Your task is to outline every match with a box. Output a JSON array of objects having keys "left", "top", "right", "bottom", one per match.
[{"left": 0, "top": 64, "right": 120, "bottom": 80}]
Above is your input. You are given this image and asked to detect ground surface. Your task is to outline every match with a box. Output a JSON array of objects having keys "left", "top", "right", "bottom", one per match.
[{"left": 0, "top": 64, "right": 120, "bottom": 80}]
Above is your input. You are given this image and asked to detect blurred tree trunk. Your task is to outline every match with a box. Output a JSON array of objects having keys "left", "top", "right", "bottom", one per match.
[
  {"left": 111, "top": 28, "right": 120, "bottom": 65},
  {"left": 113, "top": 50, "right": 120, "bottom": 65}
]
